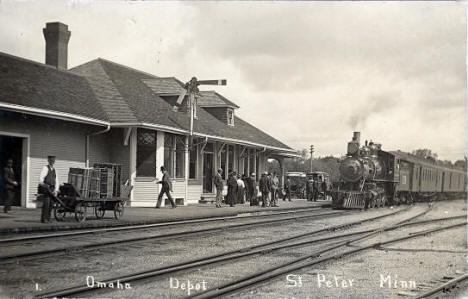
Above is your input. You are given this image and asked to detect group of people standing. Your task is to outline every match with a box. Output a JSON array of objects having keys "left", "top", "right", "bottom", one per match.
[{"left": 215, "top": 169, "right": 292, "bottom": 208}]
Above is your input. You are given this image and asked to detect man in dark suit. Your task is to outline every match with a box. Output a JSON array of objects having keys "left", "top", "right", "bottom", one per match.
[
  {"left": 214, "top": 168, "right": 224, "bottom": 208},
  {"left": 156, "top": 166, "right": 176, "bottom": 208},
  {"left": 283, "top": 177, "right": 291, "bottom": 202},
  {"left": 3, "top": 159, "right": 18, "bottom": 213},
  {"left": 259, "top": 172, "right": 271, "bottom": 207},
  {"left": 248, "top": 173, "right": 258, "bottom": 206},
  {"left": 227, "top": 171, "right": 238, "bottom": 207}
]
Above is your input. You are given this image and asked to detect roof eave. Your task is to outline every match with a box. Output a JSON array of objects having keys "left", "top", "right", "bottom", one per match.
[{"left": 0, "top": 102, "right": 109, "bottom": 126}]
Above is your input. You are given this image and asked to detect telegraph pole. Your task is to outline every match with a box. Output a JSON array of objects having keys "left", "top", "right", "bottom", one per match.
[{"left": 310, "top": 145, "right": 314, "bottom": 172}]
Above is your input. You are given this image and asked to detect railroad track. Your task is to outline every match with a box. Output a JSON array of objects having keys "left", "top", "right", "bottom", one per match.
[
  {"left": 190, "top": 218, "right": 466, "bottom": 299},
  {"left": 0, "top": 206, "right": 327, "bottom": 243},
  {"left": 1, "top": 208, "right": 347, "bottom": 262},
  {"left": 33, "top": 205, "right": 424, "bottom": 298},
  {"left": 413, "top": 273, "right": 468, "bottom": 298}
]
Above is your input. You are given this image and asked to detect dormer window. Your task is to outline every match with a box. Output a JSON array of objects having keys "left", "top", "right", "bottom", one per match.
[{"left": 227, "top": 108, "right": 234, "bottom": 126}]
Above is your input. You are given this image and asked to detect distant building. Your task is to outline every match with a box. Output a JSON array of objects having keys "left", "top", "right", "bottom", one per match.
[{"left": 0, "top": 22, "right": 298, "bottom": 208}]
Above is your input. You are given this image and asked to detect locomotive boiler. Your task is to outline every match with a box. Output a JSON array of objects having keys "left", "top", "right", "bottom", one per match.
[
  {"left": 332, "top": 132, "right": 467, "bottom": 209},
  {"left": 332, "top": 132, "right": 399, "bottom": 209}
]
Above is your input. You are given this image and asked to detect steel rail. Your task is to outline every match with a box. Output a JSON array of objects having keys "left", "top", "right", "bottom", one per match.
[
  {"left": 32, "top": 206, "right": 415, "bottom": 299},
  {"left": 190, "top": 220, "right": 466, "bottom": 299},
  {"left": 0, "top": 210, "right": 345, "bottom": 262},
  {"left": 0, "top": 206, "right": 327, "bottom": 243},
  {"left": 414, "top": 273, "right": 468, "bottom": 299}
]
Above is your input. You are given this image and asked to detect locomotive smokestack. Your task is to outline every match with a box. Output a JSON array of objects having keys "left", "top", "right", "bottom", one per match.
[{"left": 352, "top": 131, "right": 361, "bottom": 144}]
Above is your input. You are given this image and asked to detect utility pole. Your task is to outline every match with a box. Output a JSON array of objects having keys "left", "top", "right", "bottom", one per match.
[{"left": 310, "top": 145, "right": 314, "bottom": 172}]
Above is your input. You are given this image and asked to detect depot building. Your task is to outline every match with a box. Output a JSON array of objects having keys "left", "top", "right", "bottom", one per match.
[{"left": 0, "top": 22, "right": 298, "bottom": 208}]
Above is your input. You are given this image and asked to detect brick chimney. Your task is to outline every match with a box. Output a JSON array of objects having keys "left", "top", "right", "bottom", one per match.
[{"left": 43, "top": 22, "right": 71, "bottom": 69}]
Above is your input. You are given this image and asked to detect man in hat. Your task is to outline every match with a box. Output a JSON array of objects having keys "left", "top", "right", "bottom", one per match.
[
  {"left": 247, "top": 173, "right": 258, "bottom": 206},
  {"left": 214, "top": 168, "right": 224, "bottom": 208},
  {"left": 227, "top": 171, "right": 238, "bottom": 207},
  {"left": 3, "top": 158, "right": 18, "bottom": 213},
  {"left": 38, "top": 155, "right": 59, "bottom": 223},
  {"left": 270, "top": 172, "right": 279, "bottom": 207},
  {"left": 283, "top": 176, "right": 291, "bottom": 202},
  {"left": 259, "top": 172, "right": 271, "bottom": 207},
  {"left": 156, "top": 166, "right": 177, "bottom": 208}
]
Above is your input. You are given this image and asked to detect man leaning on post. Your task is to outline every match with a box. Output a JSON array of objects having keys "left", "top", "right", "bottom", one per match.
[{"left": 38, "top": 155, "right": 59, "bottom": 223}]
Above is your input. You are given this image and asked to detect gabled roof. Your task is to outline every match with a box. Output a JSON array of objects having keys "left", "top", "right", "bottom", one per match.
[
  {"left": 141, "top": 77, "right": 185, "bottom": 95},
  {"left": 71, "top": 58, "right": 293, "bottom": 151},
  {"left": 198, "top": 91, "right": 239, "bottom": 108},
  {"left": 1, "top": 52, "right": 295, "bottom": 152},
  {"left": 0, "top": 52, "right": 108, "bottom": 124}
]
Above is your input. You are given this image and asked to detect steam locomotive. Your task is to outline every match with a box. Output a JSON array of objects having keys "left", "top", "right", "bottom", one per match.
[{"left": 331, "top": 132, "right": 467, "bottom": 209}]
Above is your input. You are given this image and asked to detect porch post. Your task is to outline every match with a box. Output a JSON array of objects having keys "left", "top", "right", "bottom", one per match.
[
  {"left": 156, "top": 131, "right": 165, "bottom": 206},
  {"left": 279, "top": 156, "right": 285, "bottom": 189},
  {"left": 129, "top": 128, "right": 137, "bottom": 205},
  {"left": 184, "top": 135, "right": 189, "bottom": 206}
]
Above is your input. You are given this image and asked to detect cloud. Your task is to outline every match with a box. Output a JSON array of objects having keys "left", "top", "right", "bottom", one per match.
[{"left": 0, "top": 1, "right": 465, "bottom": 161}]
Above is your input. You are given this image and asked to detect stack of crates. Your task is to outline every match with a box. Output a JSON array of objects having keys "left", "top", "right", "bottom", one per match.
[
  {"left": 93, "top": 163, "right": 122, "bottom": 197},
  {"left": 96, "top": 168, "right": 114, "bottom": 199},
  {"left": 68, "top": 168, "right": 101, "bottom": 198}
]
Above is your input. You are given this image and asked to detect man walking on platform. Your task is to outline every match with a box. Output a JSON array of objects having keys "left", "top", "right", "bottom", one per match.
[
  {"left": 283, "top": 177, "right": 291, "bottom": 202},
  {"left": 38, "top": 155, "right": 59, "bottom": 223},
  {"left": 259, "top": 172, "right": 271, "bottom": 207},
  {"left": 214, "top": 168, "right": 224, "bottom": 208},
  {"left": 156, "top": 166, "right": 177, "bottom": 208},
  {"left": 271, "top": 172, "right": 279, "bottom": 207},
  {"left": 3, "top": 158, "right": 18, "bottom": 213}
]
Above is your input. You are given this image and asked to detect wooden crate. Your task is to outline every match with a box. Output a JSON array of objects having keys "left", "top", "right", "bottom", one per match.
[
  {"left": 93, "top": 163, "right": 122, "bottom": 197},
  {"left": 68, "top": 168, "right": 101, "bottom": 198},
  {"left": 97, "top": 168, "right": 114, "bottom": 199}
]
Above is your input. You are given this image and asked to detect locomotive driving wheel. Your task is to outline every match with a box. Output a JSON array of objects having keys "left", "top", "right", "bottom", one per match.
[
  {"left": 368, "top": 198, "right": 376, "bottom": 209},
  {"left": 75, "top": 202, "right": 87, "bottom": 222},
  {"left": 381, "top": 195, "right": 387, "bottom": 207}
]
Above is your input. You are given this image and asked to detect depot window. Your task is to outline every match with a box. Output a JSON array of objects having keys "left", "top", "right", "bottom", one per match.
[
  {"left": 227, "top": 108, "right": 235, "bottom": 126},
  {"left": 189, "top": 146, "right": 197, "bottom": 179},
  {"left": 136, "top": 129, "right": 156, "bottom": 177}
]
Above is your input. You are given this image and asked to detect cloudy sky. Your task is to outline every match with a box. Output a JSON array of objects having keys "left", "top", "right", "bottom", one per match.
[{"left": 0, "top": 1, "right": 466, "bottom": 161}]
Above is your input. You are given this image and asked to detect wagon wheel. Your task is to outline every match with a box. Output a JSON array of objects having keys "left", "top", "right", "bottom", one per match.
[
  {"left": 94, "top": 203, "right": 106, "bottom": 219},
  {"left": 114, "top": 201, "right": 125, "bottom": 220},
  {"left": 75, "top": 202, "right": 87, "bottom": 222},
  {"left": 54, "top": 205, "right": 67, "bottom": 222},
  {"left": 369, "top": 198, "right": 376, "bottom": 209}
]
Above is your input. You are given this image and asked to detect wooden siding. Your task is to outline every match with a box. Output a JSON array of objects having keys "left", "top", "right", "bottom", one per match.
[
  {"left": 131, "top": 177, "right": 158, "bottom": 207},
  {"left": 109, "top": 129, "right": 130, "bottom": 182},
  {"left": 0, "top": 112, "right": 104, "bottom": 207}
]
